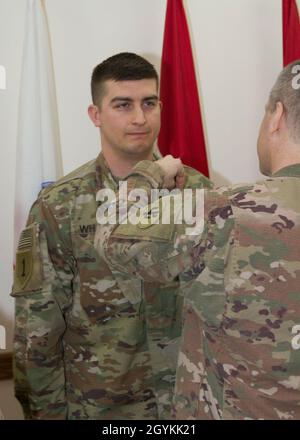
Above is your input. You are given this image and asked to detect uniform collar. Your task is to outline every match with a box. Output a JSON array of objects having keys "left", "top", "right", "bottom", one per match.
[
  {"left": 272, "top": 163, "right": 300, "bottom": 178},
  {"left": 95, "top": 152, "right": 118, "bottom": 190}
]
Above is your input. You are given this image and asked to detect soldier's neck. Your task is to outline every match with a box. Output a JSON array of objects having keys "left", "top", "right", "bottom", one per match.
[
  {"left": 271, "top": 142, "right": 300, "bottom": 175},
  {"left": 102, "top": 147, "right": 154, "bottom": 179}
]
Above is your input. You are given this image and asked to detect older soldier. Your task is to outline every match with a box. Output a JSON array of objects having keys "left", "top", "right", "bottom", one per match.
[
  {"left": 96, "top": 60, "right": 300, "bottom": 420},
  {"left": 11, "top": 52, "right": 211, "bottom": 420}
]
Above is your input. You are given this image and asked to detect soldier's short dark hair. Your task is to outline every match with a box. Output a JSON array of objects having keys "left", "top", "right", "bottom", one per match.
[
  {"left": 268, "top": 59, "right": 300, "bottom": 143},
  {"left": 91, "top": 52, "right": 158, "bottom": 107}
]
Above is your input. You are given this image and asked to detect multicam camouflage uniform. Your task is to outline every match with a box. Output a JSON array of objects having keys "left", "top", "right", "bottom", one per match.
[
  {"left": 11, "top": 153, "right": 211, "bottom": 420},
  {"left": 96, "top": 161, "right": 300, "bottom": 420}
]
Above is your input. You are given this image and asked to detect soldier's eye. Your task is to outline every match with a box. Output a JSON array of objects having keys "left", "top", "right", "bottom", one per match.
[
  {"left": 143, "top": 100, "right": 157, "bottom": 108},
  {"left": 116, "top": 102, "right": 131, "bottom": 109}
]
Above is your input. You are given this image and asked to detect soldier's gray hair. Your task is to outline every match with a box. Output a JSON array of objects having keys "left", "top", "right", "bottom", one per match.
[{"left": 268, "top": 59, "right": 300, "bottom": 143}]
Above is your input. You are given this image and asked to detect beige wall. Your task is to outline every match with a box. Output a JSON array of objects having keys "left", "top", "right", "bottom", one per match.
[{"left": 0, "top": 0, "right": 282, "bottom": 419}]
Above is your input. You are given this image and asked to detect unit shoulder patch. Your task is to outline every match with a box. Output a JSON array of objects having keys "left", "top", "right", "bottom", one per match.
[{"left": 12, "top": 223, "right": 43, "bottom": 295}]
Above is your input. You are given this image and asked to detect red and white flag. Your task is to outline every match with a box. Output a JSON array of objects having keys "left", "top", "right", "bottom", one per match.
[
  {"left": 158, "top": 0, "right": 209, "bottom": 177},
  {"left": 282, "top": 0, "right": 300, "bottom": 65},
  {"left": 14, "top": 0, "right": 62, "bottom": 251}
]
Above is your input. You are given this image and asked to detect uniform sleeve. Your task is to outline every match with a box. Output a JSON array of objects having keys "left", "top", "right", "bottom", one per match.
[
  {"left": 11, "top": 197, "right": 74, "bottom": 420},
  {"left": 183, "top": 165, "right": 213, "bottom": 190},
  {"left": 94, "top": 161, "right": 212, "bottom": 284}
]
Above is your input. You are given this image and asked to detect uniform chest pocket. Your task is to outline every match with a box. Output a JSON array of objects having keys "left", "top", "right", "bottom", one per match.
[{"left": 74, "top": 233, "right": 142, "bottom": 325}]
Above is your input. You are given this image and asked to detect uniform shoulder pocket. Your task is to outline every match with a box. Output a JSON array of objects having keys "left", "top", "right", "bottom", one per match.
[{"left": 11, "top": 223, "right": 43, "bottom": 296}]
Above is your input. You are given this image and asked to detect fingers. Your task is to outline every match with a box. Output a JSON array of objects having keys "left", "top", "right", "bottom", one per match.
[
  {"left": 157, "top": 155, "right": 183, "bottom": 176},
  {"left": 175, "top": 173, "right": 186, "bottom": 190},
  {"left": 156, "top": 155, "right": 185, "bottom": 189},
  {"left": 174, "top": 161, "right": 185, "bottom": 190}
]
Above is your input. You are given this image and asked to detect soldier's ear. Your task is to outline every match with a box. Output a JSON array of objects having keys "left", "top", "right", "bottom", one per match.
[
  {"left": 269, "top": 101, "right": 284, "bottom": 134},
  {"left": 88, "top": 104, "right": 101, "bottom": 128}
]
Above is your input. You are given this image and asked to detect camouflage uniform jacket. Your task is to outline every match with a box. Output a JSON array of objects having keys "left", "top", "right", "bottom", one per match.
[
  {"left": 11, "top": 153, "right": 211, "bottom": 420},
  {"left": 96, "top": 161, "right": 300, "bottom": 420}
]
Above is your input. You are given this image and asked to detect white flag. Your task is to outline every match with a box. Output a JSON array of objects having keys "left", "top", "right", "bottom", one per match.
[
  {"left": 14, "top": 0, "right": 63, "bottom": 251},
  {"left": 0, "top": 65, "right": 6, "bottom": 90}
]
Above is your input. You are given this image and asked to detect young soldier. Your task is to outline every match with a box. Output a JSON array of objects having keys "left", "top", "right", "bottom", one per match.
[{"left": 12, "top": 52, "right": 211, "bottom": 419}]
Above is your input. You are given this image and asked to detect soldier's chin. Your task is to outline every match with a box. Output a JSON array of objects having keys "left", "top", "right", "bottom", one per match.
[{"left": 126, "top": 143, "right": 153, "bottom": 155}]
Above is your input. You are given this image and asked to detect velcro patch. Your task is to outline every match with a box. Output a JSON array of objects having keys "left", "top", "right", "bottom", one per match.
[
  {"left": 12, "top": 224, "right": 42, "bottom": 294},
  {"left": 15, "top": 227, "right": 34, "bottom": 290},
  {"left": 114, "top": 222, "right": 174, "bottom": 241},
  {"left": 18, "top": 227, "right": 33, "bottom": 251},
  {"left": 113, "top": 194, "right": 184, "bottom": 241},
  {"left": 15, "top": 249, "right": 33, "bottom": 290}
]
